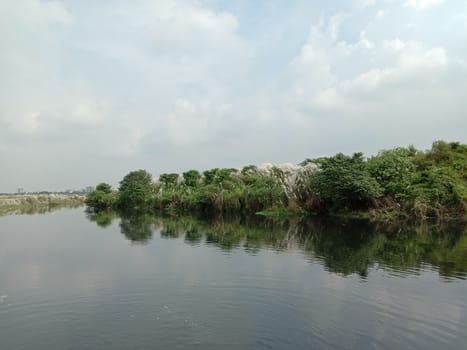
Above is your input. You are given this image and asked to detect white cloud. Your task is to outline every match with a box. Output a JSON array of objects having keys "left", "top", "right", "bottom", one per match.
[
  {"left": 0, "top": 0, "right": 466, "bottom": 191},
  {"left": 0, "top": 0, "right": 249, "bottom": 158},
  {"left": 149, "top": 3, "right": 239, "bottom": 53},
  {"left": 268, "top": 11, "right": 467, "bottom": 158},
  {"left": 353, "top": 0, "right": 377, "bottom": 10},
  {"left": 311, "top": 88, "right": 343, "bottom": 110},
  {"left": 376, "top": 10, "right": 385, "bottom": 19},
  {"left": 399, "top": 45, "right": 448, "bottom": 69},
  {"left": 383, "top": 38, "right": 406, "bottom": 51},
  {"left": 0, "top": 0, "right": 71, "bottom": 27},
  {"left": 465, "top": 1, "right": 467, "bottom": 32},
  {"left": 69, "top": 99, "right": 108, "bottom": 127},
  {"left": 6, "top": 111, "right": 41, "bottom": 135},
  {"left": 404, "top": 0, "right": 444, "bottom": 9}
]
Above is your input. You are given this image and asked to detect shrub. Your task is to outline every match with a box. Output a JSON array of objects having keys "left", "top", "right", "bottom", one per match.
[
  {"left": 85, "top": 182, "right": 117, "bottom": 211},
  {"left": 308, "top": 153, "right": 383, "bottom": 211},
  {"left": 367, "top": 147, "right": 416, "bottom": 200}
]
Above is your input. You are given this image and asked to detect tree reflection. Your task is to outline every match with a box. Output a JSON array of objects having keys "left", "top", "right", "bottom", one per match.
[
  {"left": 86, "top": 211, "right": 467, "bottom": 280},
  {"left": 157, "top": 216, "right": 467, "bottom": 280},
  {"left": 184, "top": 227, "right": 202, "bottom": 245},
  {"left": 86, "top": 211, "right": 119, "bottom": 228},
  {"left": 119, "top": 213, "right": 154, "bottom": 243},
  {"left": 294, "top": 219, "right": 467, "bottom": 279}
]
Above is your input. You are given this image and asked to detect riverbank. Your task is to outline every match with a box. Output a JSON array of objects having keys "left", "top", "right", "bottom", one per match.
[
  {"left": 85, "top": 140, "right": 467, "bottom": 221},
  {"left": 0, "top": 194, "right": 85, "bottom": 216}
]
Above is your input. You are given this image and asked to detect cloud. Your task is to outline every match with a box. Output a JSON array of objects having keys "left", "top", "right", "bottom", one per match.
[
  {"left": 262, "top": 8, "right": 467, "bottom": 157},
  {"left": 1, "top": 0, "right": 249, "bottom": 152},
  {"left": 0, "top": 0, "right": 71, "bottom": 27},
  {"left": 148, "top": 3, "right": 240, "bottom": 53},
  {"left": 0, "top": 0, "right": 465, "bottom": 191},
  {"left": 404, "top": 0, "right": 444, "bottom": 9}
]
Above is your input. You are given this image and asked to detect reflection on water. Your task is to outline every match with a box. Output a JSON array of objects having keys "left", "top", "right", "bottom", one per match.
[
  {"left": 119, "top": 214, "right": 155, "bottom": 243},
  {"left": 0, "top": 202, "right": 83, "bottom": 217},
  {"left": 86, "top": 210, "right": 118, "bottom": 228},
  {"left": 1, "top": 208, "right": 466, "bottom": 350},
  {"left": 87, "top": 211, "right": 467, "bottom": 281}
]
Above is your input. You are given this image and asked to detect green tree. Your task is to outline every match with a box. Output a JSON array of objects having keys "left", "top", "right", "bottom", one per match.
[
  {"left": 96, "top": 182, "right": 112, "bottom": 193},
  {"left": 202, "top": 168, "right": 219, "bottom": 185},
  {"left": 117, "top": 170, "right": 154, "bottom": 211},
  {"left": 241, "top": 165, "right": 257, "bottom": 176},
  {"left": 159, "top": 173, "right": 179, "bottom": 187},
  {"left": 85, "top": 182, "right": 116, "bottom": 212},
  {"left": 367, "top": 147, "right": 416, "bottom": 200},
  {"left": 182, "top": 170, "right": 201, "bottom": 187},
  {"left": 308, "top": 153, "right": 383, "bottom": 211}
]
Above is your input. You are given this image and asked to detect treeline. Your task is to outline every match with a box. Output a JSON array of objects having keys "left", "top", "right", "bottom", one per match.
[{"left": 86, "top": 140, "right": 467, "bottom": 220}]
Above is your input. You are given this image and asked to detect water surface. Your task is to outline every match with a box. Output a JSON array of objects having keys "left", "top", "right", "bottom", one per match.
[{"left": 0, "top": 209, "right": 466, "bottom": 349}]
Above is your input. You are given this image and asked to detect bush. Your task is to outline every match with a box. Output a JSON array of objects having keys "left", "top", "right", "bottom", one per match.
[
  {"left": 85, "top": 182, "right": 117, "bottom": 211},
  {"left": 182, "top": 170, "right": 201, "bottom": 187},
  {"left": 367, "top": 147, "right": 416, "bottom": 200},
  {"left": 308, "top": 153, "right": 383, "bottom": 211}
]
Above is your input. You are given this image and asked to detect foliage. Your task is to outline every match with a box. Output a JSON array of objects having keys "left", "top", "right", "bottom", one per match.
[
  {"left": 85, "top": 140, "right": 467, "bottom": 220},
  {"left": 202, "top": 168, "right": 238, "bottom": 185},
  {"left": 308, "top": 153, "right": 383, "bottom": 211},
  {"left": 182, "top": 170, "right": 201, "bottom": 187},
  {"left": 202, "top": 168, "right": 219, "bottom": 185},
  {"left": 96, "top": 183, "right": 113, "bottom": 193},
  {"left": 412, "top": 141, "right": 467, "bottom": 206},
  {"left": 367, "top": 147, "right": 416, "bottom": 200},
  {"left": 117, "top": 170, "right": 154, "bottom": 211},
  {"left": 85, "top": 183, "right": 117, "bottom": 212},
  {"left": 159, "top": 173, "right": 179, "bottom": 187},
  {"left": 241, "top": 165, "right": 257, "bottom": 175}
]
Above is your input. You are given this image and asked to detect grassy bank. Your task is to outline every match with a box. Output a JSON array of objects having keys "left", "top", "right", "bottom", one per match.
[
  {"left": 85, "top": 140, "right": 467, "bottom": 221},
  {"left": 0, "top": 195, "right": 85, "bottom": 216}
]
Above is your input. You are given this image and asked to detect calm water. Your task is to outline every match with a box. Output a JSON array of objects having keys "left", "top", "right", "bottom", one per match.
[{"left": 0, "top": 209, "right": 466, "bottom": 349}]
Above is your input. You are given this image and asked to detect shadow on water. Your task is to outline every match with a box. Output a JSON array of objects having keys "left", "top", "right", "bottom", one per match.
[{"left": 86, "top": 211, "right": 467, "bottom": 280}]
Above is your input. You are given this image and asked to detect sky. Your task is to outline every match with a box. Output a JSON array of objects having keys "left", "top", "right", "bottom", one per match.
[{"left": 1, "top": 0, "right": 466, "bottom": 192}]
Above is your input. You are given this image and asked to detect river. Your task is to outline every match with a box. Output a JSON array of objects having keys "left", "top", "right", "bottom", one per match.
[{"left": 0, "top": 208, "right": 466, "bottom": 349}]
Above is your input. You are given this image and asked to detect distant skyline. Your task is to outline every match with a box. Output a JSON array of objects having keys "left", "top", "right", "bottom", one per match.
[{"left": 1, "top": 0, "right": 466, "bottom": 192}]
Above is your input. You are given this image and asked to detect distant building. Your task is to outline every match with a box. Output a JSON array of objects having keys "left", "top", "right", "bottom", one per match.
[
  {"left": 85, "top": 186, "right": 94, "bottom": 193},
  {"left": 17, "top": 187, "right": 25, "bottom": 194}
]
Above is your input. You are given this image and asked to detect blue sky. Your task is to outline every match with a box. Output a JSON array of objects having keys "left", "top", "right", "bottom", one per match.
[{"left": 0, "top": 0, "right": 466, "bottom": 191}]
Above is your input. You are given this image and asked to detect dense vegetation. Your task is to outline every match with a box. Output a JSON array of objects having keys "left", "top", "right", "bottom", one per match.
[{"left": 86, "top": 141, "right": 467, "bottom": 220}]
